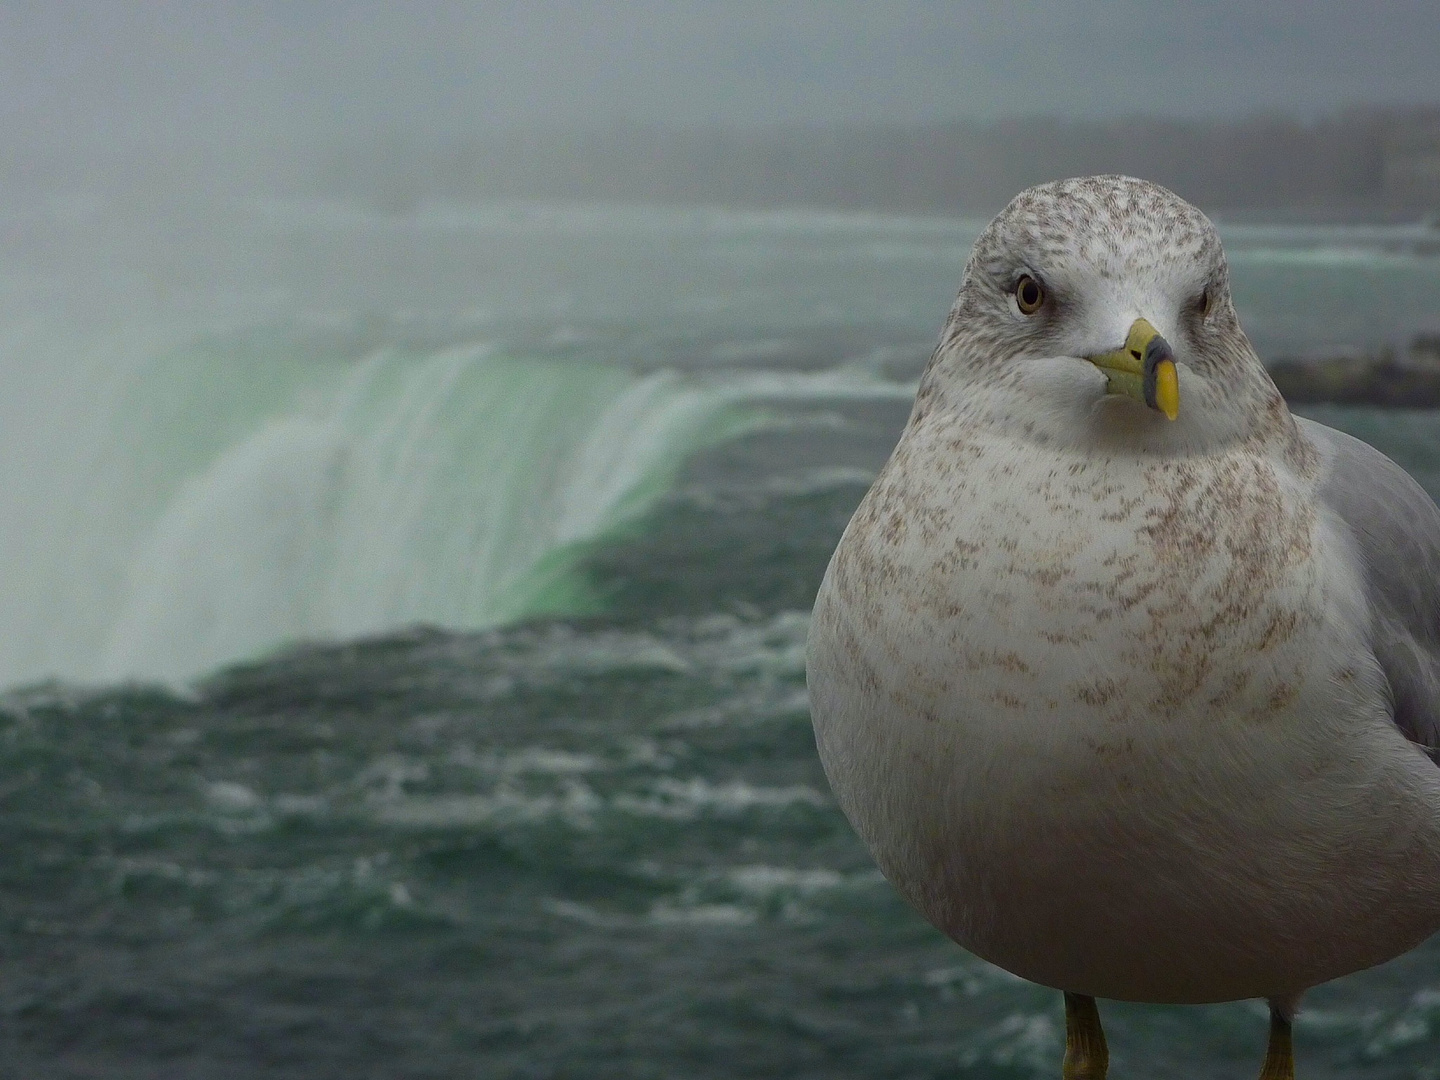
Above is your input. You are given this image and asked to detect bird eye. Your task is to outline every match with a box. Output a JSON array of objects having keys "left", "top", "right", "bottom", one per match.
[
  {"left": 1198, "top": 287, "right": 1213, "bottom": 317},
  {"left": 1014, "top": 275, "right": 1044, "bottom": 315}
]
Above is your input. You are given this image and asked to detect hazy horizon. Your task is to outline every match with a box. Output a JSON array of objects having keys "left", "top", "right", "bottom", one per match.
[{"left": 4, "top": 2, "right": 1439, "bottom": 156}]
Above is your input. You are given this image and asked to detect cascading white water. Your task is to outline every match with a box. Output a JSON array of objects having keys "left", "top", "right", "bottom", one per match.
[{"left": 0, "top": 328, "right": 755, "bottom": 686}]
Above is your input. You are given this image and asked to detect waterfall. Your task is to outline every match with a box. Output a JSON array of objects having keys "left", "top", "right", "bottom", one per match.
[{"left": 0, "top": 330, "right": 750, "bottom": 685}]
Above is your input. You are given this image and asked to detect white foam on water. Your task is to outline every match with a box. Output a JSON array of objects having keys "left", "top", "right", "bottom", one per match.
[
  {"left": 724, "top": 865, "right": 847, "bottom": 895},
  {"left": 611, "top": 777, "right": 829, "bottom": 820},
  {"left": 474, "top": 747, "right": 605, "bottom": 777},
  {"left": 647, "top": 901, "right": 759, "bottom": 927},
  {"left": 1363, "top": 988, "right": 1440, "bottom": 1058},
  {"left": 923, "top": 961, "right": 1027, "bottom": 1000},
  {"left": 540, "top": 897, "right": 761, "bottom": 931},
  {"left": 364, "top": 770, "right": 828, "bottom": 833},
  {"left": 371, "top": 784, "right": 605, "bottom": 830},
  {"left": 958, "top": 1012, "right": 1060, "bottom": 1072},
  {"left": 481, "top": 610, "right": 816, "bottom": 692},
  {"left": 202, "top": 780, "right": 266, "bottom": 813}
]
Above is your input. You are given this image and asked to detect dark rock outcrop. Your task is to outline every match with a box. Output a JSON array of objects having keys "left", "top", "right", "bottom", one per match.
[{"left": 1269, "top": 336, "right": 1440, "bottom": 407}]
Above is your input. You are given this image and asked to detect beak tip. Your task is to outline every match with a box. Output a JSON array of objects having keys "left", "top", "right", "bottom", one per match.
[{"left": 1155, "top": 359, "right": 1179, "bottom": 421}]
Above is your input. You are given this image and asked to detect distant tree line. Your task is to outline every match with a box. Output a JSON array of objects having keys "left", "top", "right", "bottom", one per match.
[{"left": 315, "top": 107, "right": 1440, "bottom": 219}]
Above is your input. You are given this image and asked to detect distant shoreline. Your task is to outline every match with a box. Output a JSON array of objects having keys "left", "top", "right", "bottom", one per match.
[
  {"left": 1270, "top": 336, "right": 1440, "bottom": 407},
  {"left": 306, "top": 109, "right": 1440, "bottom": 223}
]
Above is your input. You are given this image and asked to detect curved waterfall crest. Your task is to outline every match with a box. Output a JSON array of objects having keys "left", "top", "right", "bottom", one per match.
[{"left": 0, "top": 337, "right": 752, "bottom": 685}]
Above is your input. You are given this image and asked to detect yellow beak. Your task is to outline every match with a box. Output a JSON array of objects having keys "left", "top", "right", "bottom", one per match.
[{"left": 1087, "top": 318, "right": 1179, "bottom": 421}]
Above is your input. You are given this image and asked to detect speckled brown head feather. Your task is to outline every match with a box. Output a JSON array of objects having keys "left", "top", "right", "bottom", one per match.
[{"left": 917, "top": 175, "right": 1298, "bottom": 459}]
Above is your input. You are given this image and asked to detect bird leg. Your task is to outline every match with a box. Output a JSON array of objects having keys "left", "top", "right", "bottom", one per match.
[
  {"left": 1062, "top": 992, "right": 1108, "bottom": 1080},
  {"left": 1258, "top": 1001, "right": 1294, "bottom": 1080}
]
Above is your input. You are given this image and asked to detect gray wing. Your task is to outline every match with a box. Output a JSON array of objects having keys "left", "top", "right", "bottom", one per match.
[{"left": 1298, "top": 416, "right": 1440, "bottom": 759}]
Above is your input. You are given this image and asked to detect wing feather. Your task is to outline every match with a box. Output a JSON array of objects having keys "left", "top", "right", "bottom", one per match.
[{"left": 1298, "top": 417, "right": 1440, "bottom": 759}]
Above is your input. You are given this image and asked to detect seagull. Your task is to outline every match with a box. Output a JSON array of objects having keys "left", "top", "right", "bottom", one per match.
[{"left": 807, "top": 175, "right": 1440, "bottom": 1079}]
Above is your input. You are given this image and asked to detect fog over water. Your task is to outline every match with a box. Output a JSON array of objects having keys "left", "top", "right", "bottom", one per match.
[
  {"left": 6, "top": 2, "right": 1440, "bottom": 139},
  {"left": 4, "top": 2, "right": 1440, "bottom": 212}
]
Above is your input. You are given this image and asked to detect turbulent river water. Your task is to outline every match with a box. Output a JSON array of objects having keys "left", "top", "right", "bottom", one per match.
[{"left": 1, "top": 194, "right": 1439, "bottom": 1077}]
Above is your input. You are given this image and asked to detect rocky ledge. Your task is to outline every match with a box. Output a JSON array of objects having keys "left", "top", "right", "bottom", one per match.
[{"left": 1269, "top": 336, "right": 1440, "bottom": 407}]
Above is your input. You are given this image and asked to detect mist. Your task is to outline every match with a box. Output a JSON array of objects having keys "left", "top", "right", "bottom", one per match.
[{"left": 4, "top": 2, "right": 1440, "bottom": 215}]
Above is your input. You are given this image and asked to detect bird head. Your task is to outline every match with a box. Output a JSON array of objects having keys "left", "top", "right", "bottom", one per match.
[{"left": 922, "top": 175, "right": 1288, "bottom": 453}]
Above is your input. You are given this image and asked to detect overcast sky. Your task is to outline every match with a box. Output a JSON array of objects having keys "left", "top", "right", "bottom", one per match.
[{"left": 3, "top": 1, "right": 1439, "bottom": 150}]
